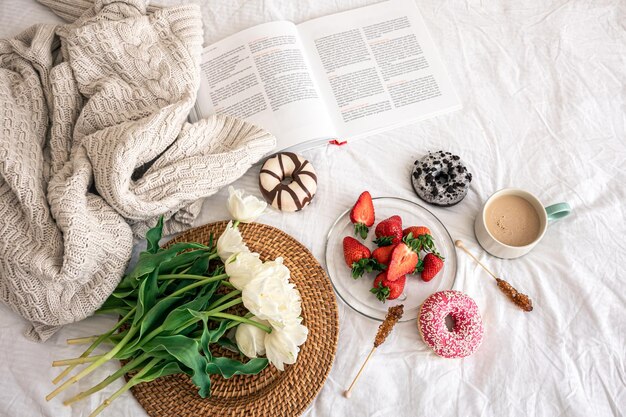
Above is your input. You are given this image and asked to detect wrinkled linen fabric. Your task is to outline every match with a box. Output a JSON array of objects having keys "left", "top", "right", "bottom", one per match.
[
  {"left": 0, "top": 1, "right": 624, "bottom": 417},
  {"left": 0, "top": 0, "right": 275, "bottom": 341}
]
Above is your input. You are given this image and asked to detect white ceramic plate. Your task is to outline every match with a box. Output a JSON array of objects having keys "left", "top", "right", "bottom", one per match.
[{"left": 325, "top": 197, "right": 457, "bottom": 322}]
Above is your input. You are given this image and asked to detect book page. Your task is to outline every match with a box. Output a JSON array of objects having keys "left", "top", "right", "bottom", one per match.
[
  {"left": 193, "top": 21, "right": 336, "bottom": 151},
  {"left": 297, "top": 0, "right": 461, "bottom": 139}
]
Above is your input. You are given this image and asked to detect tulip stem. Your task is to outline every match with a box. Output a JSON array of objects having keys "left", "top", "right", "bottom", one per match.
[
  {"left": 67, "top": 336, "right": 99, "bottom": 345},
  {"left": 52, "top": 307, "right": 136, "bottom": 385},
  {"left": 208, "top": 297, "right": 243, "bottom": 315},
  {"left": 167, "top": 275, "right": 227, "bottom": 299},
  {"left": 63, "top": 353, "right": 150, "bottom": 406},
  {"left": 158, "top": 272, "right": 221, "bottom": 281},
  {"left": 207, "top": 290, "right": 241, "bottom": 311},
  {"left": 210, "top": 312, "right": 271, "bottom": 333},
  {"left": 128, "top": 296, "right": 244, "bottom": 355},
  {"left": 224, "top": 313, "right": 252, "bottom": 330},
  {"left": 221, "top": 281, "right": 235, "bottom": 289},
  {"left": 88, "top": 358, "right": 161, "bottom": 417},
  {"left": 52, "top": 355, "right": 105, "bottom": 367},
  {"left": 46, "top": 324, "right": 139, "bottom": 401}
]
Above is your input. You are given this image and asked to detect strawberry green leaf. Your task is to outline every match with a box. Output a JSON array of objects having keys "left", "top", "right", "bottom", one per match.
[
  {"left": 404, "top": 233, "right": 445, "bottom": 260},
  {"left": 419, "top": 234, "right": 444, "bottom": 259},
  {"left": 371, "top": 259, "right": 387, "bottom": 272},
  {"left": 354, "top": 223, "right": 369, "bottom": 240},
  {"left": 370, "top": 282, "right": 390, "bottom": 302},
  {"left": 351, "top": 258, "right": 387, "bottom": 278},
  {"left": 415, "top": 259, "right": 425, "bottom": 273},
  {"left": 373, "top": 236, "right": 393, "bottom": 247},
  {"left": 351, "top": 259, "right": 368, "bottom": 279},
  {"left": 402, "top": 233, "right": 422, "bottom": 253}
]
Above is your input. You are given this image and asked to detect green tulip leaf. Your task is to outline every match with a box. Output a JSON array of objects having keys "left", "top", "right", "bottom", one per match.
[
  {"left": 135, "top": 360, "right": 186, "bottom": 384},
  {"left": 206, "top": 357, "right": 268, "bottom": 379},
  {"left": 142, "top": 334, "right": 211, "bottom": 397},
  {"left": 159, "top": 249, "right": 210, "bottom": 275},
  {"left": 145, "top": 216, "right": 164, "bottom": 254}
]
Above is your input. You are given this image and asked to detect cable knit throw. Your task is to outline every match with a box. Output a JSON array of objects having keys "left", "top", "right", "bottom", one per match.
[{"left": 0, "top": 0, "right": 276, "bottom": 341}]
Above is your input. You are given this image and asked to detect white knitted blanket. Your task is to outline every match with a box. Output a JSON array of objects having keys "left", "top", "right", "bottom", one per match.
[{"left": 0, "top": 0, "right": 276, "bottom": 341}]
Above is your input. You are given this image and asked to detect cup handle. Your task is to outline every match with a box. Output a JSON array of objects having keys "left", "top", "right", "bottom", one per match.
[{"left": 545, "top": 202, "right": 571, "bottom": 221}]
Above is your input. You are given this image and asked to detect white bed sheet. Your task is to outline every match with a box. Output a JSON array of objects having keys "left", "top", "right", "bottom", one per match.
[{"left": 0, "top": 0, "right": 624, "bottom": 416}]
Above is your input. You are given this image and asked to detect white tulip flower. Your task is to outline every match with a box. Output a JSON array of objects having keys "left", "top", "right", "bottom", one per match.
[
  {"left": 264, "top": 319, "right": 309, "bottom": 371},
  {"left": 227, "top": 186, "right": 267, "bottom": 223},
  {"left": 241, "top": 259, "right": 302, "bottom": 328},
  {"left": 217, "top": 221, "right": 249, "bottom": 262},
  {"left": 235, "top": 317, "right": 270, "bottom": 359},
  {"left": 225, "top": 251, "right": 263, "bottom": 290}
]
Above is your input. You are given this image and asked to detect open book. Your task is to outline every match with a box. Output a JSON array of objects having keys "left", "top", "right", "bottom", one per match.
[{"left": 190, "top": 0, "right": 461, "bottom": 152}]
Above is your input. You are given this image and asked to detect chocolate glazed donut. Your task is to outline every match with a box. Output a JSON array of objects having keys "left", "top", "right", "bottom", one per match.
[{"left": 259, "top": 152, "right": 318, "bottom": 212}]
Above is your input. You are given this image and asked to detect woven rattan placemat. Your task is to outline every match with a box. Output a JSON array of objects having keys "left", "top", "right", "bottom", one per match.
[{"left": 128, "top": 221, "right": 339, "bottom": 417}]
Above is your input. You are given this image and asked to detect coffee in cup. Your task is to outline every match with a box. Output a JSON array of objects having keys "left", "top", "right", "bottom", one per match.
[
  {"left": 475, "top": 188, "right": 571, "bottom": 259},
  {"left": 485, "top": 195, "right": 541, "bottom": 247}
]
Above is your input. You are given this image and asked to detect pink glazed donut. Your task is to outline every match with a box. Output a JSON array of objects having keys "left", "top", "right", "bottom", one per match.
[{"left": 418, "top": 290, "right": 484, "bottom": 358}]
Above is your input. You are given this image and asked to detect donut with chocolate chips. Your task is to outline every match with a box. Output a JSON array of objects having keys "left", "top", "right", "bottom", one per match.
[{"left": 411, "top": 151, "right": 472, "bottom": 206}]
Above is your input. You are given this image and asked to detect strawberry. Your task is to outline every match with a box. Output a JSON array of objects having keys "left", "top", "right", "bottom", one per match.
[
  {"left": 373, "top": 215, "right": 403, "bottom": 246},
  {"left": 402, "top": 226, "right": 431, "bottom": 238},
  {"left": 343, "top": 236, "right": 385, "bottom": 279},
  {"left": 370, "top": 271, "right": 406, "bottom": 302},
  {"left": 343, "top": 236, "right": 370, "bottom": 269},
  {"left": 421, "top": 253, "right": 444, "bottom": 282},
  {"left": 350, "top": 191, "right": 375, "bottom": 239},
  {"left": 371, "top": 244, "right": 397, "bottom": 265},
  {"left": 387, "top": 243, "right": 418, "bottom": 281}
]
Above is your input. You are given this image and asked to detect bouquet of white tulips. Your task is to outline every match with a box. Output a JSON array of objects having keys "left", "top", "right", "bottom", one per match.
[{"left": 47, "top": 187, "right": 307, "bottom": 416}]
